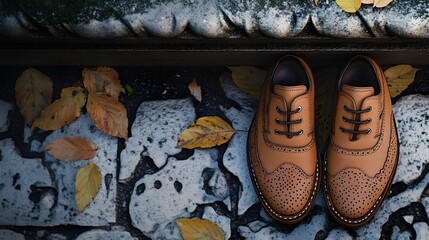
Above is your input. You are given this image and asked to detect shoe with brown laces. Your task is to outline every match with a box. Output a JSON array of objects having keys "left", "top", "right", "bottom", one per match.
[
  {"left": 325, "top": 55, "right": 399, "bottom": 227},
  {"left": 247, "top": 55, "right": 320, "bottom": 224}
]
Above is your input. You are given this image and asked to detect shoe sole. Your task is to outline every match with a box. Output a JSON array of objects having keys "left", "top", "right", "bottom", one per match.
[
  {"left": 247, "top": 117, "right": 322, "bottom": 224},
  {"left": 324, "top": 116, "right": 400, "bottom": 228}
]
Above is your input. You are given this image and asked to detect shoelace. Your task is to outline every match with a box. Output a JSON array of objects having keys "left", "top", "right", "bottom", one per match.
[
  {"left": 274, "top": 105, "right": 303, "bottom": 138},
  {"left": 340, "top": 105, "right": 372, "bottom": 140}
]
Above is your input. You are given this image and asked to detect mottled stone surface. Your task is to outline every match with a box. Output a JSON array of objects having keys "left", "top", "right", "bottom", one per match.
[
  {"left": 1, "top": 0, "right": 427, "bottom": 38},
  {"left": 119, "top": 98, "right": 195, "bottom": 180},
  {"left": 219, "top": 73, "right": 258, "bottom": 215},
  {"left": 393, "top": 94, "right": 429, "bottom": 184},
  {"left": 0, "top": 0, "right": 312, "bottom": 38},
  {"left": 0, "top": 113, "right": 117, "bottom": 226},
  {"left": 0, "top": 138, "right": 53, "bottom": 225},
  {"left": 313, "top": 0, "right": 429, "bottom": 38},
  {"left": 75, "top": 228, "right": 136, "bottom": 240},
  {"left": 325, "top": 229, "right": 353, "bottom": 240},
  {"left": 41, "top": 113, "right": 117, "bottom": 226},
  {"left": 0, "top": 229, "right": 25, "bottom": 240},
  {"left": 239, "top": 214, "right": 326, "bottom": 239},
  {"left": 129, "top": 147, "right": 221, "bottom": 239},
  {"left": 219, "top": 0, "right": 312, "bottom": 37},
  {"left": 202, "top": 206, "right": 231, "bottom": 239},
  {"left": 0, "top": 100, "right": 12, "bottom": 133}
]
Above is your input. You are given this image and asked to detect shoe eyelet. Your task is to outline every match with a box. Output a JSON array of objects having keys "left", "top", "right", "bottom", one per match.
[
  {"left": 276, "top": 106, "right": 280, "bottom": 112},
  {"left": 343, "top": 105, "right": 348, "bottom": 111},
  {"left": 298, "top": 117, "right": 303, "bottom": 123},
  {"left": 297, "top": 106, "right": 302, "bottom": 112},
  {"left": 339, "top": 126, "right": 344, "bottom": 132},
  {"left": 275, "top": 118, "right": 280, "bottom": 123},
  {"left": 274, "top": 129, "right": 280, "bottom": 135},
  {"left": 342, "top": 116, "right": 346, "bottom": 122},
  {"left": 298, "top": 130, "right": 303, "bottom": 135},
  {"left": 367, "top": 118, "right": 372, "bottom": 123},
  {"left": 367, "top": 106, "right": 372, "bottom": 111},
  {"left": 366, "top": 129, "right": 372, "bottom": 134}
]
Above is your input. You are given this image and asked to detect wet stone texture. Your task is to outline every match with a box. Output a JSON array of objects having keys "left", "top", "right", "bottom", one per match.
[
  {"left": 1, "top": 66, "right": 429, "bottom": 239},
  {"left": 0, "top": 0, "right": 427, "bottom": 38}
]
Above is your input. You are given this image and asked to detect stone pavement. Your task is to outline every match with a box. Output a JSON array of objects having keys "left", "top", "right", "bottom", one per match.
[
  {"left": 0, "top": 0, "right": 428, "bottom": 38},
  {"left": 0, "top": 65, "right": 429, "bottom": 239}
]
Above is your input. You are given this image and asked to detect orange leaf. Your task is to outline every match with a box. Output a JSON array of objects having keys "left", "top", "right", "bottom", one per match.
[
  {"left": 15, "top": 68, "right": 53, "bottom": 126},
  {"left": 45, "top": 137, "right": 96, "bottom": 162},
  {"left": 188, "top": 79, "right": 202, "bottom": 102},
  {"left": 83, "top": 67, "right": 122, "bottom": 99},
  {"left": 177, "top": 116, "right": 236, "bottom": 149},
  {"left": 32, "top": 87, "right": 86, "bottom": 131},
  {"left": 87, "top": 93, "right": 128, "bottom": 140}
]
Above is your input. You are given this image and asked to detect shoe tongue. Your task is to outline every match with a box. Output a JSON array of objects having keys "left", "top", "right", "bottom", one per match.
[
  {"left": 273, "top": 85, "right": 307, "bottom": 106},
  {"left": 341, "top": 84, "right": 375, "bottom": 109}
]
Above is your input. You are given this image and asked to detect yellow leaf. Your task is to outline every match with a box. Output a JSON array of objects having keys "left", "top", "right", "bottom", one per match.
[
  {"left": 32, "top": 97, "right": 82, "bottom": 131},
  {"left": 374, "top": 0, "right": 393, "bottom": 8},
  {"left": 384, "top": 65, "right": 412, "bottom": 81},
  {"left": 87, "top": 93, "right": 128, "bottom": 140},
  {"left": 176, "top": 218, "right": 224, "bottom": 240},
  {"left": 314, "top": 0, "right": 319, "bottom": 5},
  {"left": 384, "top": 65, "right": 418, "bottom": 98},
  {"left": 45, "top": 137, "right": 96, "bottom": 162},
  {"left": 177, "top": 116, "right": 236, "bottom": 149},
  {"left": 361, "top": 0, "right": 374, "bottom": 4},
  {"left": 227, "top": 66, "right": 266, "bottom": 99},
  {"left": 15, "top": 68, "right": 53, "bottom": 126},
  {"left": 60, "top": 87, "right": 87, "bottom": 108},
  {"left": 75, "top": 162, "right": 101, "bottom": 213},
  {"left": 188, "top": 79, "right": 202, "bottom": 102},
  {"left": 336, "top": 0, "right": 362, "bottom": 13},
  {"left": 83, "top": 67, "right": 122, "bottom": 99}
]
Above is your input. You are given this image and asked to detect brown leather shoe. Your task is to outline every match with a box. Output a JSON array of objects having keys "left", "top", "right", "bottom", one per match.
[
  {"left": 247, "top": 55, "right": 320, "bottom": 224},
  {"left": 325, "top": 55, "right": 399, "bottom": 227}
]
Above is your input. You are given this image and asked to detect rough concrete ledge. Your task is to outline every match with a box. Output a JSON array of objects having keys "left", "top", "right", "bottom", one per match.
[{"left": 0, "top": 0, "right": 427, "bottom": 39}]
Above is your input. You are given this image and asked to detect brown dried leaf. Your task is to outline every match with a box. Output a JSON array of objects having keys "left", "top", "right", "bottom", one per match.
[
  {"left": 177, "top": 116, "right": 236, "bottom": 149},
  {"left": 32, "top": 97, "right": 83, "bottom": 131},
  {"left": 87, "top": 93, "right": 128, "bottom": 140},
  {"left": 15, "top": 68, "right": 53, "bottom": 126},
  {"left": 227, "top": 66, "right": 266, "bottom": 99},
  {"left": 176, "top": 218, "right": 224, "bottom": 240},
  {"left": 336, "top": 0, "right": 362, "bottom": 13},
  {"left": 374, "top": 0, "right": 393, "bottom": 8},
  {"left": 188, "top": 79, "right": 202, "bottom": 102},
  {"left": 45, "top": 137, "right": 96, "bottom": 162},
  {"left": 75, "top": 162, "right": 101, "bottom": 213},
  {"left": 83, "top": 67, "right": 122, "bottom": 99}
]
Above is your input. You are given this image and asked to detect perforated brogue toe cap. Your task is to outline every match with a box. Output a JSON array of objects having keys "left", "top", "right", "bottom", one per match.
[
  {"left": 327, "top": 168, "right": 390, "bottom": 219},
  {"left": 252, "top": 162, "right": 316, "bottom": 216}
]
